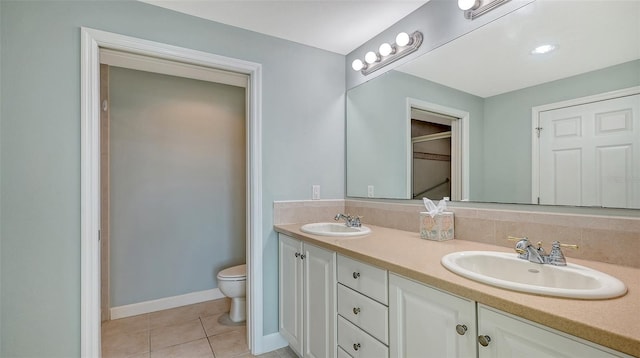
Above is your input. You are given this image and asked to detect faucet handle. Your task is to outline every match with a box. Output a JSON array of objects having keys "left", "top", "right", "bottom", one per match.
[
  {"left": 348, "top": 215, "right": 363, "bottom": 227},
  {"left": 507, "top": 236, "right": 528, "bottom": 242},
  {"left": 547, "top": 241, "right": 579, "bottom": 266},
  {"left": 558, "top": 242, "right": 579, "bottom": 250},
  {"left": 508, "top": 236, "right": 531, "bottom": 260}
]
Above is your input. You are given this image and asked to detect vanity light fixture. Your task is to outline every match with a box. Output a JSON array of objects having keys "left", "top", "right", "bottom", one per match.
[
  {"left": 351, "top": 31, "right": 423, "bottom": 76},
  {"left": 531, "top": 44, "right": 557, "bottom": 55},
  {"left": 351, "top": 59, "right": 365, "bottom": 71},
  {"left": 459, "top": 0, "right": 511, "bottom": 20},
  {"left": 379, "top": 43, "right": 394, "bottom": 57},
  {"left": 395, "top": 32, "right": 411, "bottom": 47},
  {"left": 364, "top": 51, "right": 379, "bottom": 64},
  {"left": 458, "top": 0, "right": 481, "bottom": 11}
]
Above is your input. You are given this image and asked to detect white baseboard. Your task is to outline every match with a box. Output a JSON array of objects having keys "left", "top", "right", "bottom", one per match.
[
  {"left": 257, "top": 332, "right": 288, "bottom": 355},
  {"left": 110, "top": 288, "right": 225, "bottom": 319}
]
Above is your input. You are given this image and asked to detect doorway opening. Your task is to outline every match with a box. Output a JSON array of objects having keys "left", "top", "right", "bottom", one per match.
[
  {"left": 81, "top": 28, "right": 264, "bottom": 357},
  {"left": 406, "top": 99, "right": 470, "bottom": 201},
  {"left": 411, "top": 108, "right": 455, "bottom": 199}
]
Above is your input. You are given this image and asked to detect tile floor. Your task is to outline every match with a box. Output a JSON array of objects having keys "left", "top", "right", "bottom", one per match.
[{"left": 102, "top": 298, "right": 297, "bottom": 358}]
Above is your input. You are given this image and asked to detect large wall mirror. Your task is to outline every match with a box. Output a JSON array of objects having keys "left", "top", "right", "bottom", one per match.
[{"left": 346, "top": 0, "right": 640, "bottom": 209}]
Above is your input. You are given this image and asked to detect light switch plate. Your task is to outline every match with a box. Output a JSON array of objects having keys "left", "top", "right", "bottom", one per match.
[{"left": 312, "top": 185, "right": 320, "bottom": 200}]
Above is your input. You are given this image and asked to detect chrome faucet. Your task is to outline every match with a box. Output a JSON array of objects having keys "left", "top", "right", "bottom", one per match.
[
  {"left": 508, "top": 236, "right": 578, "bottom": 266},
  {"left": 334, "top": 213, "right": 362, "bottom": 228}
]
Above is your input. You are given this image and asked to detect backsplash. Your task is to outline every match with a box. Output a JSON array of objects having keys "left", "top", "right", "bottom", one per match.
[
  {"left": 273, "top": 199, "right": 640, "bottom": 268},
  {"left": 273, "top": 200, "right": 346, "bottom": 225}
]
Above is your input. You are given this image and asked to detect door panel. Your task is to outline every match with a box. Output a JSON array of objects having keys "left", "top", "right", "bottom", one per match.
[
  {"left": 389, "top": 274, "right": 476, "bottom": 358},
  {"left": 304, "top": 244, "right": 336, "bottom": 358},
  {"left": 279, "top": 235, "right": 304, "bottom": 355},
  {"left": 539, "top": 94, "right": 640, "bottom": 208}
]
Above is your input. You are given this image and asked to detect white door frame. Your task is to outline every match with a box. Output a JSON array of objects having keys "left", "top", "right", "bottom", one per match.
[
  {"left": 406, "top": 98, "right": 470, "bottom": 201},
  {"left": 530, "top": 86, "right": 640, "bottom": 204},
  {"left": 80, "top": 27, "right": 264, "bottom": 357}
]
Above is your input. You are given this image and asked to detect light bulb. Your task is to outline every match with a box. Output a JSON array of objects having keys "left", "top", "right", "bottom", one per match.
[
  {"left": 379, "top": 43, "right": 393, "bottom": 57},
  {"left": 395, "top": 32, "right": 411, "bottom": 47},
  {"left": 351, "top": 59, "right": 365, "bottom": 71},
  {"left": 364, "top": 51, "right": 379, "bottom": 64},
  {"left": 458, "top": 0, "right": 480, "bottom": 11},
  {"left": 531, "top": 44, "right": 557, "bottom": 55}
]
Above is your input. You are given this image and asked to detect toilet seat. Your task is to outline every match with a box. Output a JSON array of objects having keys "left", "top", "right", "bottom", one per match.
[{"left": 217, "top": 264, "right": 246, "bottom": 281}]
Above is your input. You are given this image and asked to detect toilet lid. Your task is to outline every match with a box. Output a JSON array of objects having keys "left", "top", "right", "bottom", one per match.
[{"left": 218, "top": 264, "right": 246, "bottom": 280}]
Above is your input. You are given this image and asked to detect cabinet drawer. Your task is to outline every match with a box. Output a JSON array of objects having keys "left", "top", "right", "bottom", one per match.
[
  {"left": 337, "top": 346, "right": 352, "bottom": 358},
  {"left": 338, "top": 316, "right": 388, "bottom": 358},
  {"left": 338, "top": 283, "right": 389, "bottom": 345},
  {"left": 338, "top": 316, "right": 389, "bottom": 358},
  {"left": 337, "top": 255, "right": 388, "bottom": 304}
]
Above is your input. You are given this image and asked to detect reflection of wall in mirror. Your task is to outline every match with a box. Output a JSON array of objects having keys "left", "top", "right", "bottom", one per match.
[
  {"left": 483, "top": 59, "right": 640, "bottom": 205},
  {"left": 346, "top": 70, "right": 484, "bottom": 200},
  {"left": 346, "top": 59, "right": 640, "bottom": 205}
]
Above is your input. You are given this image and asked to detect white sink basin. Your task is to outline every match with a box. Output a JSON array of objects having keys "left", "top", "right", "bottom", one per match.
[
  {"left": 300, "top": 222, "right": 371, "bottom": 237},
  {"left": 441, "top": 251, "right": 627, "bottom": 299}
]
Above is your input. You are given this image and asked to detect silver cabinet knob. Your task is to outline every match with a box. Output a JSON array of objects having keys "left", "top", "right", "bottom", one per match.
[
  {"left": 455, "top": 324, "right": 467, "bottom": 335},
  {"left": 478, "top": 335, "right": 491, "bottom": 347},
  {"left": 353, "top": 307, "right": 361, "bottom": 315},
  {"left": 294, "top": 252, "right": 300, "bottom": 258},
  {"left": 353, "top": 343, "right": 361, "bottom": 351},
  {"left": 300, "top": 254, "right": 306, "bottom": 260},
  {"left": 353, "top": 272, "right": 360, "bottom": 279}
]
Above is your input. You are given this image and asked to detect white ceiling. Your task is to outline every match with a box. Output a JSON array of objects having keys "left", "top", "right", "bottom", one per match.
[
  {"left": 396, "top": 0, "right": 640, "bottom": 98},
  {"left": 142, "top": 0, "right": 639, "bottom": 96},
  {"left": 141, "top": 0, "right": 428, "bottom": 55}
]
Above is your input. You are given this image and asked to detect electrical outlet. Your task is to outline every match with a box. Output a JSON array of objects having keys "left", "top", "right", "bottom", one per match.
[
  {"left": 312, "top": 185, "right": 320, "bottom": 200},
  {"left": 367, "top": 185, "right": 374, "bottom": 198}
]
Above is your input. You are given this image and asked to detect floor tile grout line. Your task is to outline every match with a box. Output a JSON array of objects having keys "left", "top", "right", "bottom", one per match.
[{"left": 198, "top": 316, "right": 216, "bottom": 356}]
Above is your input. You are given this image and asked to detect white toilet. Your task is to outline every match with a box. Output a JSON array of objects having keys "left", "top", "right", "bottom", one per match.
[{"left": 217, "top": 264, "right": 247, "bottom": 322}]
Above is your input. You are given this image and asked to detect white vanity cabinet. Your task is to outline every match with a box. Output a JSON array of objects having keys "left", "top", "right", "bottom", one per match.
[
  {"left": 336, "top": 255, "right": 389, "bottom": 358},
  {"left": 276, "top": 229, "right": 632, "bottom": 358},
  {"left": 279, "top": 234, "right": 336, "bottom": 358},
  {"left": 477, "top": 305, "right": 629, "bottom": 358},
  {"left": 389, "top": 273, "right": 477, "bottom": 358}
]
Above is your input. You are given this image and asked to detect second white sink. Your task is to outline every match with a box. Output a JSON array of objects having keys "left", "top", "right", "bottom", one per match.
[
  {"left": 300, "top": 222, "right": 371, "bottom": 237},
  {"left": 441, "top": 251, "right": 627, "bottom": 299}
]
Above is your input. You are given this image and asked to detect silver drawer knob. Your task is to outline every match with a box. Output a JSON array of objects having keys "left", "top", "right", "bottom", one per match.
[
  {"left": 478, "top": 335, "right": 491, "bottom": 347},
  {"left": 294, "top": 252, "right": 300, "bottom": 258},
  {"left": 300, "top": 254, "right": 306, "bottom": 259},
  {"left": 353, "top": 343, "right": 361, "bottom": 351},
  {"left": 353, "top": 272, "right": 360, "bottom": 279},
  {"left": 455, "top": 324, "right": 467, "bottom": 335},
  {"left": 353, "top": 307, "right": 361, "bottom": 315}
]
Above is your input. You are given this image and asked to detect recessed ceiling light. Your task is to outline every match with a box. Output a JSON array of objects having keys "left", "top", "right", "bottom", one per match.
[{"left": 531, "top": 44, "right": 557, "bottom": 55}]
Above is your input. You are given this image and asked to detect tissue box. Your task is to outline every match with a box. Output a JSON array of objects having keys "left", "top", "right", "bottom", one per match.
[{"left": 420, "top": 212, "right": 454, "bottom": 241}]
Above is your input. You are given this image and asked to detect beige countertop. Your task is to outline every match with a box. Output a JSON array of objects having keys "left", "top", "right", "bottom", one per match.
[{"left": 274, "top": 223, "right": 640, "bottom": 357}]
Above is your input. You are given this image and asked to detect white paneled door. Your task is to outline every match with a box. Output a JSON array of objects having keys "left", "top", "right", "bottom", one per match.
[{"left": 539, "top": 94, "right": 640, "bottom": 208}]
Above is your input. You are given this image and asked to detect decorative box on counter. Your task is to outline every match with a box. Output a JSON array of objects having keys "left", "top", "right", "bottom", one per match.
[
  {"left": 419, "top": 197, "right": 454, "bottom": 241},
  {"left": 420, "top": 211, "right": 454, "bottom": 241}
]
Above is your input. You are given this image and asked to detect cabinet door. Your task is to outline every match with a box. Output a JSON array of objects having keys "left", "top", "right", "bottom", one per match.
[
  {"left": 389, "top": 273, "right": 476, "bottom": 358},
  {"left": 477, "top": 305, "right": 624, "bottom": 358},
  {"left": 279, "top": 235, "right": 304, "bottom": 356},
  {"left": 304, "top": 243, "right": 337, "bottom": 358}
]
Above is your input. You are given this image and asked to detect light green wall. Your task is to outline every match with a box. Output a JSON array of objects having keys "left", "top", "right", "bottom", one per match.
[
  {"left": 483, "top": 60, "right": 640, "bottom": 203},
  {"left": 109, "top": 67, "right": 246, "bottom": 306},
  {"left": 0, "top": 1, "right": 345, "bottom": 356},
  {"left": 347, "top": 70, "right": 485, "bottom": 200}
]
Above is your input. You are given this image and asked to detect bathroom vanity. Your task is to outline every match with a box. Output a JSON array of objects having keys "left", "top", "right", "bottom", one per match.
[{"left": 275, "top": 224, "right": 639, "bottom": 357}]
